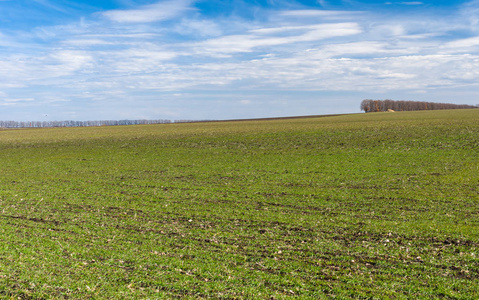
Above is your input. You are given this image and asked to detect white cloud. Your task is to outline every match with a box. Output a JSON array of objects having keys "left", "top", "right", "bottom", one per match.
[
  {"left": 46, "top": 50, "right": 93, "bottom": 74},
  {"left": 461, "top": 0, "right": 479, "bottom": 28},
  {"left": 195, "top": 23, "right": 362, "bottom": 55},
  {"left": 385, "top": 1, "right": 423, "bottom": 5},
  {"left": 370, "top": 24, "right": 405, "bottom": 37},
  {"left": 279, "top": 9, "right": 362, "bottom": 18},
  {"left": 305, "top": 41, "right": 404, "bottom": 58},
  {"left": 62, "top": 39, "right": 113, "bottom": 46},
  {"left": 107, "top": 48, "right": 179, "bottom": 73},
  {"left": 442, "top": 36, "right": 479, "bottom": 50},
  {"left": 84, "top": 33, "right": 161, "bottom": 39},
  {"left": 102, "top": 0, "right": 195, "bottom": 23},
  {"left": 5, "top": 98, "right": 35, "bottom": 102},
  {"left": 318, "top": 0, "right": 328, "bottom": 7},
  {"left": 175, "top": 19, "right": 222, "bottom": 37},
  {"left": 400, "top": 2, "right": 423, "bottom": 5},
  {"left": 32, "top": 0, "right": 69, "bottom": 13}
]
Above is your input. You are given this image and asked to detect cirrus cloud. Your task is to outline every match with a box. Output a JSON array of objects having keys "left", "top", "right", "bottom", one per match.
[{"left": 102, "top": 0, "right": 195, "bottom": 23}]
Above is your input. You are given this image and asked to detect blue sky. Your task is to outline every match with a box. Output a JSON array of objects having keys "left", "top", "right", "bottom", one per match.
[{"left": 0, "top": 0, "right": 478, "bottom": 121}]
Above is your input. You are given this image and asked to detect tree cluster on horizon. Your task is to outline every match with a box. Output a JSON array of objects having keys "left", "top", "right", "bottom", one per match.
[
  {"left": 361, "top": 99, "right": 478, "bottom": 113},
  {"left": 0, "top": 119, "right": 176, "bottom": 129}
]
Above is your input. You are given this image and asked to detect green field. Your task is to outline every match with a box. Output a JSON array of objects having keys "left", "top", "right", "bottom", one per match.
[{"left": 0, "top": 109, "right": 478, "bottom": 299}]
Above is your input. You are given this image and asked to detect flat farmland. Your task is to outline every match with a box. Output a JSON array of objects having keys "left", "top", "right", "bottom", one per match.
[{"left": 0, "top": 109, "right": 478, "bottom": 299}]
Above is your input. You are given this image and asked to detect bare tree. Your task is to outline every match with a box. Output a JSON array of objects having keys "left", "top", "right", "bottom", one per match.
[
  {"left": 361, "top": 99, "right": 478, "bottom": 113},
  {"left": 0, "top": 119, "right": 175, "bottom": 128}
]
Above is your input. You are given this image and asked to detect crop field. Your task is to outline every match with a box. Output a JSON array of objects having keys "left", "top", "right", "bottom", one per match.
[{"left": 0, "top": 109, "right": 478, "bottom": 299}]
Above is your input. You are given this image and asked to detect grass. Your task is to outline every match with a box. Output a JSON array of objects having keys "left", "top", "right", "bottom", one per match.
[{"left": 0, "top": 109, "right": 478, "bottom": 299}]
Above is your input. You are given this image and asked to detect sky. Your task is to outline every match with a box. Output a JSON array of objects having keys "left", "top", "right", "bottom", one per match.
[{"left": 0, "top": 0, "right": 478, "bottom": 121}]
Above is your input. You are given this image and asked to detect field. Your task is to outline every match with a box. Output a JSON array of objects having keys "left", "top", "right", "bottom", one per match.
[{"left": 0, "top": 109, "right": 478, "bottom": 299}]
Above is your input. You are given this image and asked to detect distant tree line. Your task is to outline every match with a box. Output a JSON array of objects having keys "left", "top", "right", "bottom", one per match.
[
  {"left": 360, "top": 99, "right": 479, "bottom": 113},
  {"left": 0, "top": 119, "right": 177, "bottom": 128}
]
